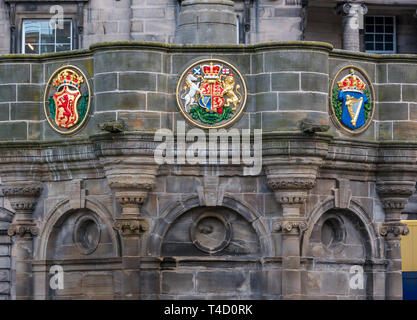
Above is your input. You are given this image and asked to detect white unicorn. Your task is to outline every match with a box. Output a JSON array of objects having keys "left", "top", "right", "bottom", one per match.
[{"left": 181, "top": 73, "right": 202, "bottom": 112}]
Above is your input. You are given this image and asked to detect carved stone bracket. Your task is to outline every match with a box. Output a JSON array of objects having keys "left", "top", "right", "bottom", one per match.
[
  {"left": 379, "top": 222, "right": 409, "bottom": 239},
  {"left": 8, "top": 223, "right": 39, "bottom": 238},
  {"left": 113, "top": 216, "right": 150, "bottom": 237},
  {"left": 273, "top": 220, "right": 308, "bottom": 234}
]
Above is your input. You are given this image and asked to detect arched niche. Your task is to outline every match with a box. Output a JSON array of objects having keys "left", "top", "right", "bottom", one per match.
[{"left": 148, "top": 195, "right": 273, "bottom": 257}]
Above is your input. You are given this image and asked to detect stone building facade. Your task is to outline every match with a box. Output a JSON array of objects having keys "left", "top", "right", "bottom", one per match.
[{"left": 0, "top": 0, "right": 416, "bottom": 300}]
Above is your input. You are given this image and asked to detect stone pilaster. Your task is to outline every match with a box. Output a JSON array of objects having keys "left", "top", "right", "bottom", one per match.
[
  {"left": 175, "top": 0, "right": 237, "bottom": 44},
  {"left": 2, "top": 183, "right": 42, "bottom": 300},
  {"left": 267, "top": 167, "right": 318, "bottom": 300},
  {"left": 101, "top": 156, "right": 157, "bottom": 299},
  {"left": 337, "top": 2, "right": 367, "bottom": 51},
  {"left": 376, "top": 180, "right": 415, "bottom": 300}
]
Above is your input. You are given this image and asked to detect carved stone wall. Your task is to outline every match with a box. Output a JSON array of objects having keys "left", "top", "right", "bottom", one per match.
[{"left": 0, "top": 42, "right": 416, "bottom": 299}]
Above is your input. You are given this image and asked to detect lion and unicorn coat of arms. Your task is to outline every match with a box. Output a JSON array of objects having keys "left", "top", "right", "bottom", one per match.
[{"left": 176, "top": 59, "right": 247, "bottom": 129}]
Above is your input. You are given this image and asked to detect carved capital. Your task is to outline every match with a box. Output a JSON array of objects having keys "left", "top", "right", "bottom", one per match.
[
  {"left": 113, "top": 216, "right": 150, "bottom": 237},
  {"left": 376, "top": 181, "right": 416, "bottom": 221},
  {"left": 1, "top": 183, "right": 42, "bottom": 214},
  {"left": 273, "top": 220, "right": 308, "bottom": 234},
  {"left": 115, "top": 191, "right": 148, "bottom": 215},
  {"left": 379, "top": 222, "right": 409, "bottom": 239},
  {"left": 8, "top": 223, "right": 39, "bottom": 238}
]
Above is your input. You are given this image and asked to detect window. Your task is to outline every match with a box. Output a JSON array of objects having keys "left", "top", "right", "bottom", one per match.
[
  {"left": 22, "top": 19, "right": 72, "bottom": 54},
  {"left": 364, "top": 16, "right": 396, "bottom": 54}
]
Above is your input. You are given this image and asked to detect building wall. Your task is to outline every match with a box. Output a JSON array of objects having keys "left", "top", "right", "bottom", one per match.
[{"left": 0, "top": 42, "right": 416, "bottom": 299}]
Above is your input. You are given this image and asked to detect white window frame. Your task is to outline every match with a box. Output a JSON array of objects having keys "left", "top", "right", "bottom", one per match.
[
  {"left": 364, "top": 15, "right": 396, "bottom": 54},
  {"left": 22, "top": 19, "right": 73, "bottom": 54}
]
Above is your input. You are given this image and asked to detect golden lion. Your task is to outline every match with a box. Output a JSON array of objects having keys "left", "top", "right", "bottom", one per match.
[{"left": 222, "top": 75, "right": 242, "bottom": 111}]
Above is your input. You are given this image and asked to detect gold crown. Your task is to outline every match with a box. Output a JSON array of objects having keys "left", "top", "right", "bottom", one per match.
[
  {"left": 202, "top": 63, "right": 222, "bottom": 79},
  {"left": 337, "top": 69, "right": 366, "bottom": 93},
  {"left": 53, "top": 69, "right": 84, "bottom": 90}
]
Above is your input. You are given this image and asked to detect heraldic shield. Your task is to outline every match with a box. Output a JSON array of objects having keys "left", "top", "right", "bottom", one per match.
[
  {"left": 43, "top": 65, "right": 91, "bottom": 135},
  {"left": 176, "top": 59, "right": 247, "bottom": 129},
  {"left": 330, "top": 66, "right": 375, "bottom": 134}
]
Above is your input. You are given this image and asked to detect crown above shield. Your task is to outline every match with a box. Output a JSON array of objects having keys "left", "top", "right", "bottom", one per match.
[
  {"left": 202, "top": 62, "right": 222, "bottom": 79},
  {"left": 52, "top": 69, "right": 84, "bottom": 90},
  {"left": 337, "top": 69, "right": 366, "bottom": 93}
]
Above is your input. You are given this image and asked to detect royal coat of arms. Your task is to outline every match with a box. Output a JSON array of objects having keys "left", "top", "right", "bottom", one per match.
[
  {"left": 330, "top": 66, "right": 375, "bottom": 134},
  {"left": 176, "top": 59, "right": 247, "bottom": 129},
  {"left": 43, "top": 65, "right": 91, "bottom": 134}
]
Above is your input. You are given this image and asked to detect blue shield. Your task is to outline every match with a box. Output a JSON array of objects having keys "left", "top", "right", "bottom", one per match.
[{"left": 338, "top": 91, "right": 368, "bottom": 130}]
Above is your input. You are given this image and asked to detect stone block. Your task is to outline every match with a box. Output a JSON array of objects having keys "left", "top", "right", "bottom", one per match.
[
  {"left": 0, "top": 282, "right": 9, "bottom": 295},
  {"left": 376, "top": 64, "right": 387, "bottom": 84},
  {"left": 10, "top": 103, "right": 40, "bottom": 121},
  {"left": 393, "top": 121, "right": 417, "bottom": 140},
  {"left": 388, "top": 64, "right": 417, "bottom": 83},
  {"left": 271, "top": 73, "right": 299, "bottom": 91},
  {"left": 410, "top": 104, "right": 417, "bottom": 120},
  {"left": 95, "top": 92, "right": 146, "bottom": 111},
  {"left": 0, "top": 64, "right": 30, "bottom": 84},
  {"left": 251, "top": 53, "right": 263, "bottom": 74},
  {"left": 140, "top": 271, "right": 159, "bottom": 294},
  {"left": 131, "top": 20, "right": 143, "bottom": 32},
  {"left": 17, "top": 84, "right": 41, "bottom": 102},
  {"left": 161, "top": 272, "right": 194, "bottom": 294},
  {"left": 94, "top": 51, "right": 163, "bottom": 73},
  {"left": 196, "top": 271, "right": 247, "bottom": 294},
  {"left": 166, "top": 176, "right": 202, "bottom": 193},
  {"left": 0, "top": 103, "right": 8, "bottom": 121},
  {"left": 248, "top": 92, "right": 277, "bottom": 112},
  {"left": 118, "top": 111, "right": 160, "bottom": 131},
  {"left": 262, "top": 110, "right": 328, "bottom": 132},
  {"left": 248, "top": 74, "right": 270, "bottom": 94},
  {"left": 377, "top": 84, "right": 401, "bottom": 101},
  {"left": 265, "top": 51, "right": 328, "bottom": 73},
  {"left": 0, "top": 270, "right": 9, "bottom": 282},
  {"left": 94, "top": 73, "right": 117, "bottom": 93},
  {"left": 378, "top": 103, "right": 408, "bottom": 121},
  {"left": 0, "top": 122, "right": 27, "bottom": 141},
  {"left": 402, "top": 85, "right": 417, "bottom": 102},
  {"left": 31, "top": 64, "right": 43, "bottom": 83},
  {"left": 0, "top": 257, "right": 9, "bottom": 268},
  {"left": 301, "top": 73, "right": 329, "bottom": 93},
  {"left": 0, "top": 85, "right": 16, "bottom": 102},
  {"left": 119, "top": 72, "right": 157, "bottom": 91},
  {"left": 28, "top": 122, "right": 41, "bottom": 140},
  {"left": 279, "top": 92, "right": 327, "bottom": 111}
]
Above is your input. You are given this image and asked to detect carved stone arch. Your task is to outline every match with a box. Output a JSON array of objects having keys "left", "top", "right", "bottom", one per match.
[
  {"left": 302, "top": 197, "right": 381, "bottom": 260},
  {"left": 35, "top": 196, "right": 121, "bottom": 260},
  {"left": 147, "top": 194, "right": 273, "bottom": 256}
]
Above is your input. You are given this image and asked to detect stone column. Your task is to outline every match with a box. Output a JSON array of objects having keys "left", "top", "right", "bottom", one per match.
[
  {"left": 267, "top": 165, "right": 318, "bottom": 300},
  {"left": 102, "top": 157, "right": 157, "bottom": 299},
  {"left": 376, "top": 181, "right": 415, "bottom": 300},
  {"left": 337, "top": 2, "right": 367, "bottom": 51},
  {"left": 175, "top": 0, "right": 237, "bottom": 44},
  {"left": 2, "top": 183, "right": 42, "bottom": 300}
]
